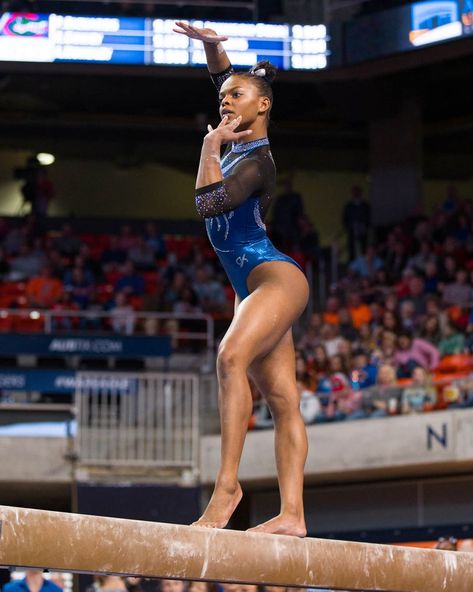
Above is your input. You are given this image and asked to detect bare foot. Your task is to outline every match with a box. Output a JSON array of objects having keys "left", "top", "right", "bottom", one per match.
[
  {"left": 247, "top": 514, "right": 307, "bottom": 537},
  {"left": 192, "top": 482, "right": 243, "bottom": 529}
]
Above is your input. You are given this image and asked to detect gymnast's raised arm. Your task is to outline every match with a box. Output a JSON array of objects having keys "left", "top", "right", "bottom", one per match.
[{"left": 173, "top": 21, "right": 233, "bottom": 89}]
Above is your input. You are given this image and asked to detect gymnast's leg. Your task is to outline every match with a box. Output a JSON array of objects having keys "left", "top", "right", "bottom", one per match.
[
  {"left": 193, "top": 261, "right": 309, "bottom": 530},
  {"left": 247, "top": 330, "right": 307, "bottom": 536}
]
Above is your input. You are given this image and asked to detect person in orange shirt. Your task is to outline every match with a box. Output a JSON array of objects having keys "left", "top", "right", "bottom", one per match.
[
  {"left": 322, "top": 295, "right": 341, "bottom": 326},
  {"left": 348, "top": 292, "right": 372, "bottom": 329},
  {"left": 26, "top": 265, "right": 64, "bottom": 308}
]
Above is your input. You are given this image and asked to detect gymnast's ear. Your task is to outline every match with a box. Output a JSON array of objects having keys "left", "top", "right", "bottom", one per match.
[{"left": 258, "top": 95, "right": 271, "bottom": 115}]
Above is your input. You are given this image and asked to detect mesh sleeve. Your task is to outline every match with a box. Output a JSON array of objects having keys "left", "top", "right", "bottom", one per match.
[
  {"left": 195, "top": 150, "right": 275, "bottom": 218},
  {"left": 210, "top": 66, "right": 234, "bottom": 91}
]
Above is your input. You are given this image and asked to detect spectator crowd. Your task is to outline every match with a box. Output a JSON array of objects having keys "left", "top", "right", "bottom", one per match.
[
  {"left": 2, "top": 186, "right": 473, "bottom": 424},
  {"left": 253, "top": 188, "right": 473, "bottom": 427},
  {"left": 0, "top": 216, "right": 235, "bottom": 336}
]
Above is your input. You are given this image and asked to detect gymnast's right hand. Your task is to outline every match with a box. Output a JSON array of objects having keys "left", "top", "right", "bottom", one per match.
[
  {"left": 205, "top": 115, "right": 252, "bottom": 144},
  {"left": 173, "top": 21, "right": 228, "bottom": 44}
]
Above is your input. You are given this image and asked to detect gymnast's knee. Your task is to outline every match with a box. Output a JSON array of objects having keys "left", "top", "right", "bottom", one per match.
[
  {"left": 265, "top": 388, "right": 300, "bottom": 420},
  {"left": 217, "top": 341, "right": 248, "bottom": 378}
]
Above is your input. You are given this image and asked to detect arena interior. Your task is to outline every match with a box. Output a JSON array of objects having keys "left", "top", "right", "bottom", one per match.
[{"left": 1, "top": 0, "right": 473, "bottom": 590}]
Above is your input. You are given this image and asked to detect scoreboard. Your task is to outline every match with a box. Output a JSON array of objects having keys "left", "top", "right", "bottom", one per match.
[{"left": 0, "top": 12, "right": 329, "bottom": 71}]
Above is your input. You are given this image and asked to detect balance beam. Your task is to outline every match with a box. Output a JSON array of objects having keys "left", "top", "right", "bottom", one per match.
[{"left": 0, "top": 506, "right": 472, "bottom": 592}]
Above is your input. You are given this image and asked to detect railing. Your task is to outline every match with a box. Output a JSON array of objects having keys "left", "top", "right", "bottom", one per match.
[
  {"left": 0, "top": 308, "right": 215, "bottom": 351},
  {"left": 75, "top": 372, "right": 200, "bottom": 470}
]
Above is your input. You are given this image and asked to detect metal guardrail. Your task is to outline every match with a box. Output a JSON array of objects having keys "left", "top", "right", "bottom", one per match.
[
  {"left": 0, "top": 308, "right": 215, "bottom": 351},
  {"left": 75, "top": 372, "right": 200, "bottom": 470}
]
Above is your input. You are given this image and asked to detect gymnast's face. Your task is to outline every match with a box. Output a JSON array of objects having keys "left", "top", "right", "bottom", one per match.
[{"left": 219, "top": 76, "right": 270, "bottom": 130}]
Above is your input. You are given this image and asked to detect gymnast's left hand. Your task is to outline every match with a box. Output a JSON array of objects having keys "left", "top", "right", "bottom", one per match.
[{"left": 205, "top": 115, "right": 252, "bottom": 144}]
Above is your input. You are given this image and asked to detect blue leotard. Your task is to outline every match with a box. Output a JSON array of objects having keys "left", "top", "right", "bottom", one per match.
[{"left": 195, "top": 137, "right": 303, "bottom": 300}]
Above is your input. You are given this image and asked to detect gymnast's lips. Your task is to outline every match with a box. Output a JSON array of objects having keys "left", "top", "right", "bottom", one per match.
[{"left": 221, "top": 110, "right": 235, "bottom": 117}]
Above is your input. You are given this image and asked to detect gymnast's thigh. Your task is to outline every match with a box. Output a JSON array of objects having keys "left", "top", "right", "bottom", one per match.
[{"left": 219, "top": 263, "right": 308, "bottom": 365}]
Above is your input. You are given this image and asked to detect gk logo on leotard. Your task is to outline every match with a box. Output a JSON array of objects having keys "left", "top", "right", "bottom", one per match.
[{"left": 236, "top": 255, "right": 248, "bottom": 268}]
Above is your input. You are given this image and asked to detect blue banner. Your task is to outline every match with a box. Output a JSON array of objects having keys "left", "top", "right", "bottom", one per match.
[
  {"left": 0, "top": 368, "right": 138, "bottom": 393},
  {"left": 0, "top": 333, "right": 171, "bottom": 357}
]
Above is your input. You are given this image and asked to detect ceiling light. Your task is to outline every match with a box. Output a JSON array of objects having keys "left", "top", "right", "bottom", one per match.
[{"left": 36, "top": 152, "right": 55, "bottom": 165}]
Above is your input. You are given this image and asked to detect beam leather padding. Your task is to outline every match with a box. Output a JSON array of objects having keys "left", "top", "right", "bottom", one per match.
[{"left": 0, "top": 506, "right": 472, "bottom": 592}]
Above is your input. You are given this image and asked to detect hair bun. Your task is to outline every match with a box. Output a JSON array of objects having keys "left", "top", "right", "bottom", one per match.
[{"left": 249, "top": 60, "right": 277, "bottom": 84}]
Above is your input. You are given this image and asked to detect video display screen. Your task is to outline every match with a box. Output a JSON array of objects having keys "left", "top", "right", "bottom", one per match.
[
  {"left": 345, "top": 0, "right": 473, "bottom": 64},
  {"left": 0, "top": 12, "right": 329, "bottom": 71}
]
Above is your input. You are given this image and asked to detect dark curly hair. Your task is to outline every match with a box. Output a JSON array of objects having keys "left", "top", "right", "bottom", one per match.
[{"left": 234, "top": 60, "right": 277, "bottom": 120}]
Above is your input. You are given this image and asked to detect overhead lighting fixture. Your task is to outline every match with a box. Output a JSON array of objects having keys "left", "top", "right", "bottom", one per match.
[{"left": 36, "top": 152, "right": 55, "bottom": 165}]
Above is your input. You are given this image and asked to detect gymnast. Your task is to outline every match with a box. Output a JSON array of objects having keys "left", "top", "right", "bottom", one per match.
[{"left": 174, "top": 21, "right": 309, "bottom": 537}]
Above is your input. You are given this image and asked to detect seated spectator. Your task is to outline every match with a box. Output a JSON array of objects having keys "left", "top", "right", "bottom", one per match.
[
  {"left": 63, "top": 255, "right": 95, "bottom": 285},
  {"left": 299, "top": 386, "right": 322, "bottom": 425},
  {"left": 329, "top": 353, "right": 350, "bottom": 384},
  {"left": 356, "top": 323, "right": 377, "bottom": 353},
  {"left": 312, "top": 343, "right": 330, "bottom": 381},
  {"left": 439, "top": 254, "right": 457, "bottom": 284},
  {"left": 163, "top": 269, "right": 187, "bottom": 310},
  {"left": 365, "top": 363, "right": 401, "bottom": 418},
  {"left": 51, "top": 291, "right": 80, "bottom": 332},
  {"left": 438, "top": 321, "right": 465, "bottom": 356},
  {"left": 406, "top": 240, "right": 437, "bottom": 274},
  {"left": 101, "top": 235, "right": 128, "bottom": 270},
  {"left": 128, "top": 236, "right": 156, "bottom": 270},
  {"left": 118, "top": 224, "right": 136, "bottom": 251},
  {"left": 26, "top": 265, "right": 63, "bottom": 308},
  {"left": 185, "top": 246, "right": 215, "bottom": 282},
  {"left": 297, "top": 312, "right": 323, "bottom": 350},
  {"left": 328, "top": 354, "right": 362, "bottom": 420},
  {"left": 399, "top": 299, "right": 417, "bottom": 333},
  {"left": 401, "top": 367, "right": 437, "bottom": 414},
  {"left": 46, "top": 247, "right": 68, "bottom": 279},
  {"left": 159, "top": 581, "right": 187, "bottom": 592},
  {"left": 337, "top": 337, "right": 354, "bottom": 371},
  {"left": 394, "top": 331, "right": 440, "bottom": 377},
  {"left": 369, "top": 301, "right": 384, "bottom": 331},
  {"left": 3, "top": 569, "right": 62, "bottom": 592},
  {"left": 192, "top": 266, "right": 227, "bottom": 314},
  {"left": 348, "top": 292, "right": 372, "bottom": 329},
  {"left": 54, "top": 223, "right": 81, "bottom": 257},
  {"left": 338, "top": 307, "right": 358, "bottom": 341},
  {"left": 381, "top": 309, "right": 401, "bottom": 334},
  {"left": 64, "top": 267, "right": 94, "bottom": 309},
  {"left": 115, "top": 260, "right": 145, "bottom": 296},
  {"left": 384, "top": 240, "right": 408, "bottom": 281},
  {"left": 405, "top": 275, "right": 427, "bottom": 317},
  {"left": 349, "top": 245, "right": 384, "bottom": 279},
  {"left": 442, "top": 268, "right": 472, "bottom": 307},
  {"left": 322, "top": 295, "right": 340, "bottom": 326},
  {"left": 110, "top": 292, "right": 136, "bottom": 335},
  {"left": 421, "top": 314, "right": 442, "bottom": 346},
  {"left": 351, "top": 349, "right": 378, "bottom": 389},
  {"left": 424, "top": 261, "right": 440, "bottom": 294},
  {"left": 9, "top": 242, "right": 45, "bottom": 279},
  {"left": 144, "top": 221, "right": 166, "bottom": 259},
  {"left": 78, "top": 243, "right": 103, "bottom": 281},
  {"left": 173, "top": 285, "right": 201, "bottom": 314},
  {"left": 372, "top": 330, "right": 397, "bottom": 366},
  {"left": 320, "top": 322, "right": 343, "bottom": 357}
]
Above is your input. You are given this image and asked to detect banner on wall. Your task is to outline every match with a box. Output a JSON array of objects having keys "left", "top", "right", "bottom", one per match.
[
  {"left": 0, "top": 368, "right": 138, "bottom": 393},
  {"left": 0, "top": 333, "right": 171, "bottom": 357}
]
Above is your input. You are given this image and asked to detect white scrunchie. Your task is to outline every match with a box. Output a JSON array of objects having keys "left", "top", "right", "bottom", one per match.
[{"left": 252, "top": 67, "right": 266, "bottom": 78}]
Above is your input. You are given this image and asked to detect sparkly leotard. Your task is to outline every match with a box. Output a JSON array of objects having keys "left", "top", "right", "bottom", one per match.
[{"left": 194, "top": 68, "right": 303, "bottom": 300}]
